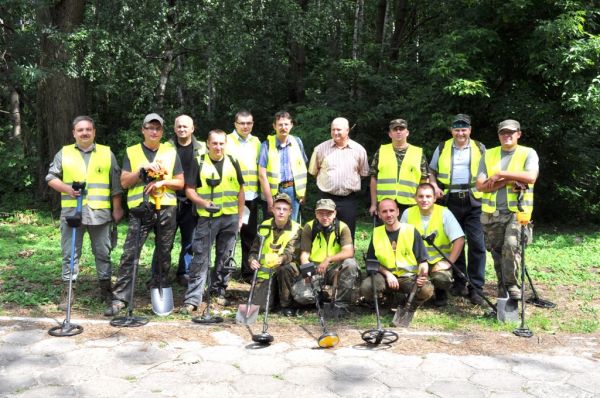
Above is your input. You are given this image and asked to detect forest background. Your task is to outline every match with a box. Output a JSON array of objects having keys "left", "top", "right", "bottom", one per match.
[{"left": 0, "top": 0, "right": 598, "bottom": 223}]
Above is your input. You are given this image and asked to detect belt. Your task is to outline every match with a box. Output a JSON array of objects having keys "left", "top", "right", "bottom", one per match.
[
  {"left": 279, "top": 180, "right": 294, "bottom": 188},
  {"left": 448, "top": 191, "right": 470, "bottom": 199}
]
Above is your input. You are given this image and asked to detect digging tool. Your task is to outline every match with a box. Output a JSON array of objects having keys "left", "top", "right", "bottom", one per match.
[
  {"left": 49, "top": 182, "right": 86, "bottom": 337},
  {"left": 391, "top": 274, "right": 419, "bottom": 328},
  {"left": 192, "top": 173, "right": 223, "bottom": 324},
  {"left": 111, "top": 189, "right": 151, "bottom": 328},
  {"left": 421, "top": 232, "right": 499, "bottom": 317},
  {"left": 251, "top": 267, "right": 275, "bottom": 345},
  {"left": 361, "top": 258, "right": 398, "bottom": 346},
  {"left": 236, "top": 224, "right": 271, "bottom": 325},
  {"left": 323, "top": 268, "right": 341, "bottom": 319},
  {"left": 513, "top": 204, "right": 534, "bottom": 337},
  {"left": 150, "top": 186, "right": 174, "bottom": 316},
  {"left": 222, "top": 233, "right": 239, "bottom": 274},
  {"left": 300, "top": 262, "right": 340, "bottom": 348}
]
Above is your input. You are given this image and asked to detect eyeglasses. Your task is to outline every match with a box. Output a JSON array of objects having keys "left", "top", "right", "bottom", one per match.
[{"left": 235, "top": 121, "right": 254, "bottom": 126}]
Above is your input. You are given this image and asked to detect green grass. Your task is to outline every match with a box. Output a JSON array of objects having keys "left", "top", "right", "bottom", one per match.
[{"left": 1, "top": 210, "right": 599, "bottom": 334}]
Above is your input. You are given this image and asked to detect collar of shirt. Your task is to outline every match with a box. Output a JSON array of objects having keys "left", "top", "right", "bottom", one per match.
[
  {"left": 276, "top": 137, "right": 292, "bottom": 149},
  {"left": 75, "top": 143, "right": 96, "bottom": 153},
  {"left": 452, "top": 139, "right": 471, "bottom": 150},
  {"left": 272, "top": 218, "right": 293, "bottom": 232},
  {"left": 328, "top": 139, "right": 352, "bottom": 149},
  {"left": 233, "top": 130, "right": 253, "bottom": 143}
]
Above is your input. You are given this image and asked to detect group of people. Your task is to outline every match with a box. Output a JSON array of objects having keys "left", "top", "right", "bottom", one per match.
[{"left": 47, "top": 110, "right": 538, "bottom": 318}]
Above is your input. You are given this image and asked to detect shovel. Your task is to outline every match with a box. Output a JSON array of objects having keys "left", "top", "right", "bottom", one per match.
[
  {"left": 497, "top": 263, "right": 519, "bottom": 322},
  {"left": 236, "top": 223, "right": 271, "bottom": 325},
  {"left": 392, "top": 275, "right": 419, "bottom": 328},
  {"left": 150, "top": 187, "right": 174, "bottom": 316}
]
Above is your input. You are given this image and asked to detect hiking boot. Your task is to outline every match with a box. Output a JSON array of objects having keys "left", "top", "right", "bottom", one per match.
[
  {"left": 57, "top": 282, "right": 75, "bottom": 311},
  {"left": 469, "top": 289, "right": 485, "bottom": 306},
  {"left": 214, "top": 295, "right": 229, "bottom": 306},
  {"left": 506, "top": 285, "right": 521, "bottom": 300},
  {"left": 179, "top": 304, "right": 196, "bottom": 315},
  {"left": 280, "top": 307, "right": 296, "bottom": 317},
  {"left": 98, "top": 280, "right": 112, "bottom": 306},
  {"left": 450, "top": 283, "right": 469, "bottom": 297},
  {"left": 433, "top": 288, "right": 448, "bottom": 307},
  {"left": 104, "top": 300, "right": 126, "bottom": 317}
]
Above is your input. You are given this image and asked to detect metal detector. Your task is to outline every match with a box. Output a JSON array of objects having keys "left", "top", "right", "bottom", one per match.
[
  {"left": 192, "top": 173, "right": 224, "bottom": 324},
  {"left": 513, "top": 211, "right": 533, "bottom": 338},
  {"left": 252, "top": 267, "right": 275, "bottom": 345},
  {"left": 300, "top": 262, "right": 340, "bottom": 348},
  {"left": 361, "top": 259, "right": 398, "bottom": 346},
  {"left": 150, "top": 187, "right": 174, "bottom": 316},
  {"left": 49, "top": 182, "right": 86, "bottom": 337}
]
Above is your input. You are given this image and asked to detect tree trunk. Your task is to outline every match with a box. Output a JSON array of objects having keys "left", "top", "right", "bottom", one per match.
[
  {"left": 36, "top": 0, "right": 86, "bottom": 206},
  {"left": 389, "top": 0, "right": 410, "bottom": 61},
  {"left": 288, "top": 0, "right": 308, "bottom": 103},
  {"left": 10, "top": 87, "right": 21, "bottom": 140},
  {"left": 154, "top": 0, "right": 177, "bottom": 115},
  {"left": 352, "top": 0, "right": 364, "bottom": 60}
]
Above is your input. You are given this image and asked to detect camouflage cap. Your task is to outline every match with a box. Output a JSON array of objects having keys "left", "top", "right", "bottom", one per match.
[
  {"left": 389, "top": 118, "right": 407, "bottom": 130},
  {"left": 497, "top": 119, "right": 520, "bottom": 133},
  {"left": 315, "top": 199, "right": 336, "bottom": 211},
  {"left": 451, "top": 114, "right": 471, "bottom": 128},
  {"left": 273, "top": 192, "right": 292, "bottom": 206}
]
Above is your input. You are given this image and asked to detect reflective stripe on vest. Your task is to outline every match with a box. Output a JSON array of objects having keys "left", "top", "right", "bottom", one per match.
[
  {"left": 265, "top": 135, "right": 307, "bottom": 198},
  {"left": 373, "top": 224, "right": 418, "bottom": 277},
  {"left": 126, "top": 144, "right": 177, "bottom": 207},
  {"left": 436, "top": 138, "right": 483, "bottom": 199},
  {"left": 61, "top": 144, "right": 111, "bottom": 209},
  {"left": 405, "top": 204, "right": 452, "bottom": 263},
  {"left": 196, "top": 154, "right": 241, "bottom": 217},
  {"left": 257, "top": 219, "right": 301, "bottom": 280},
  {"left": 307, "top": 219, "right": 345, "bottom": 263},
  {"left": 376, "top": 144, "right": 422, "bottom": 205},
  {"left": 481, "top": 146, "right": 534, "bottom": 214},
  {"left": 227, "top": 133, "right": 261, "bottom": 194}
]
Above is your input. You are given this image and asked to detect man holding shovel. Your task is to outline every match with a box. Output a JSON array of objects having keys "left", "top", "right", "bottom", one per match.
[
  {"left": 180, "top": 129, "right": 245, "bottom": 314},
  {"left": 47, "top": 115, "right": 124, "bottom": 310},
  {"left": 401, "top": 183, "right": 465, "bottom": 307},
  {"left": 104, "top": 113, "right": 184, "bottom": 316},
  {"left": 476, "top": 119, "right": 538, "bottom": 300},
  {"left": 293, "top": 199, "right": 359, "bottom": 315}
]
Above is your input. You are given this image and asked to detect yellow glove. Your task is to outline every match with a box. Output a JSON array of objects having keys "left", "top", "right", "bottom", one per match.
[{"left": 264, "top": 253, "right": 279, "bottom": 268}]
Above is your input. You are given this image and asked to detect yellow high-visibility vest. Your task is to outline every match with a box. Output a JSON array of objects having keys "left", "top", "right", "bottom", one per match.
[
  {"left": 126, "top": 143, "right": 177, "bottom": 207},
  {"left": 405, "top": 204, "right": 452, "bottom": 263},
  {"left": 307, "top": 219, "right": 347, "bottom": 263},
  {"left": 372, "top": 224, "right": 418, "bottom": 276},
  {"left": 376, "top": 144, "right": 422, "bottom": 205},
  {"left": 195, "top": 154, "right": 240, "bottom": 217},
  {"left": 265, "top": 135, "right": 307, "bottom": 199},
  {"left": 257, "top": 219, "right": 301, "bottom": 280},
  {"left": 436, "top": 138, "right": 483, "bottom": 199},
  {"left": 61, "top": 144, "right": 111, "bottom": 209},
  {"left": 227, "top": 132, "right": 261, "bottom": 195}
]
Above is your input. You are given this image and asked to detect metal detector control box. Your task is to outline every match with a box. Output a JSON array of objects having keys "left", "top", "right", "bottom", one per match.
[
  {"left": 365, "top": 259, "right": 380, "bottom": 275},
  {"left": 300, "top": 262, "right": 316, "bottom": 278}
]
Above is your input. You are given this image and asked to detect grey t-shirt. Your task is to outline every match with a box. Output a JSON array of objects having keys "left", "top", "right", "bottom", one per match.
[
  {"left": 477, "top": 147, "right": 539, "bottom": 210},
  {"left": 430, "top": 139, "right": 486, "bottom": 191}
]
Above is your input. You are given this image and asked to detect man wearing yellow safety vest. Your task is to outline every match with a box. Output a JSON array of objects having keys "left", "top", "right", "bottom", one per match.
[
  {"left": 248, "top": 193, "right": 302, "bottom": 314},
  {"left": 258, "top": 110, "right": 308, "bottom": 222},
  {"left": 369, "top": 118, "right": 429, "bottom": 220},
  {"left": 360, "top": 199, "right": 430, "bottom": 310},
  {"left": 401, "top": 183, "right": 465, "bottom": 307},
  {"left": 476, "top": 119, "right": 539, "bottom": 300},
  {"left": 293, "top": 199, "right": 359, "bottom": 315},
  {"left": 429, "top": 114, "right": 487, "bottom": 306},
  {"left": 47, "top": 116, "right": 124, "bottom": 310},
  {"left": 105, "top": 113, "right": 184, "bottom": 316},
  {"left": 226, "top": 110, "right": 262, "bottom": 282},
  {"left": 180, "top": 129, "right": 245, "bottom": 314}
]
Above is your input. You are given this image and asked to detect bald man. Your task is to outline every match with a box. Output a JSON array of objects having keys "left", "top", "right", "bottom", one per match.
[{"left": 308, "top": 117, "right": 369, "bottom": 239}]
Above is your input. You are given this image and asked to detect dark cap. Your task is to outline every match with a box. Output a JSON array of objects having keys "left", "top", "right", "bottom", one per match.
[
  {"left": 273, "top": 192, "right": 292, "bottom": 206},
  {"left": 143, "top": 113, "right": 164, "bottom": 128},
  {"left": 315, "top": 199, "right": 336, "bottom": 211},
  {"left": 451, "top": 114, "right": 471, "bottom": 128},
  {"left": 497, "top": 119, "right": 520, "bottom": 133},
  {"left": 389, "top": 119, "right": 407, "bottom": 130}
]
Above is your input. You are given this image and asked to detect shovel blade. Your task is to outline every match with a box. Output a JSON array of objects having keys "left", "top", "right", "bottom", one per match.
[
  {"left": 496, "top": 297, "right": 519, "bottom": 323},
  {"left": 151, "top": 286, "right": 174, "bottom": 316},
  {"left": 392, "top": 306, "right": 415, "bottom": 328},
  {"left": 235, "top": 303, "right": 260, "bottom": 325}
]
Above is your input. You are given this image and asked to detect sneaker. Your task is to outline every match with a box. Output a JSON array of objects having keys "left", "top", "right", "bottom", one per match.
[
  {"left": 179, "top": 304, "right": 196, "bottom": 315},
  {"left": 506, "top": 285, "right": 521, "bottom": 300},
  {"left": 214, "top": 296, "right": 229, "bottom": 306},
  {"left": 104, "top": 300, "right": 125, "bottom": 317},
  {"left": 469, "top": 289, "right": 485, "bottom": 306},
  {"left": 433, "top": 289, "right": 448, "bottom": 307},
  {"left": 450, "top": 283, "right": 469, "bottom": 297}
]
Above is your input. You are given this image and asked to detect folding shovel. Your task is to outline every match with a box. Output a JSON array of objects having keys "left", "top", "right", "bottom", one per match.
[
  {"left": 150, "top": 187, "right": 174, "bottom": 317},
  {"left": 392, "top": 275, "right": 419, "bottom": 328}
]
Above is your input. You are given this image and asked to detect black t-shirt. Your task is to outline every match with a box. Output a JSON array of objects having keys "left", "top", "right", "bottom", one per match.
[
  {"left": 366, "top": 226, "right": 428, "bottom": 264},
  {"left": 175, "top": 141, "right": 195, "bottom": 198},
  {"left": 186, "top": 154, "right": 244, "bottom": 188},
  {"left": 122, "top": 143, "right": 183, "bottom": 175}
]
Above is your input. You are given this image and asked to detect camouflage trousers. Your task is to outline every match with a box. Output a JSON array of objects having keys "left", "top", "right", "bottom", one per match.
[
  {"left": 250, "top": 264, "right": 291, "bottom": 311},
  {"left": 481, "top": 211, "right": 533, "bottom": 286},
  {"left": 290, "top": 258, "right": 360, "bottom": 307}
]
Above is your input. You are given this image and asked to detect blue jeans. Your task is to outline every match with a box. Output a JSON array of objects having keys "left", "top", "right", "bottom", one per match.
[{"left": 262, "top": 185, "right": 301, "bottom": 223}]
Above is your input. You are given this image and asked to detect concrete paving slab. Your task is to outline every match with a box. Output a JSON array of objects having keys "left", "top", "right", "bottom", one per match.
[
  {"left": 525, "top": 380, "right": 593, "bottom": 398},
  {"left": 238, "top": 355, "right": 290, "bottom": 375},
  {"left": 427, "top": 380, "right": 486, "bottom": 398},
  {"left": 469, "top": 369, "right": 527, "bottom": 391},
  {"left": 567, "top": 372, "right": 600, "bottom": 394}
]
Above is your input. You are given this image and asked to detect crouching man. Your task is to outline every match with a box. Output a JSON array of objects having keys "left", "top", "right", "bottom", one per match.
[
  {"left": 293, "top": 199, "right": 359, "bottom": 315},
  {"left": 360, "top": 199, "right": 430, "bottom": 311},
  {"left": 248, "top": 193, "right": 302, "bottom": 314}
]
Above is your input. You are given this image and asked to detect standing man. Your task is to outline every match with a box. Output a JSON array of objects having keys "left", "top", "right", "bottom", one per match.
[
  {"left": 104, "top": 113, "right": 184, "bottom": 316},
  {"left": 308, "top": 117, "right": 369, "bottom": 240},
  {"left": 476, "top": 119, "right": 539, "bottom": 300},
  {"left": 369, "top": 118, "right": 429, "bottom": 219},
  {"left": 181, "top": 129, "right": 245, "bottom": 313},
  {"left": 401, "top": 183, "right": 465, "bottom": 307},
  {"left": 227, "top": 110, "right": 262, "bottom": 282},
  {"left": 47, "top": 116, "right": 124, "bottom": 309},
  {"left": 428, "top": 114, "right": 487, "bottom": 305},
  {"left": 258, "top": 110, "right": 308, "bottom": 222}
]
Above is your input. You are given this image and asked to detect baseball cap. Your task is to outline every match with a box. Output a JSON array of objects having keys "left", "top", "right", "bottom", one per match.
[
  {"left": 315, "top": 199, "right": 336, "bottom": 211},
  {"left": 497, "top": 119, "right": 520, "bottom": 133},
  {"left": 451, "top": 114, "right": 471, "bottom": 128},
  {"left": 273, "top": 192, "right": 292, "bottom": 206},
  {"left": 143, "top": 113, "right": 164, "bottom": 128},
  {"left": 389, "top": 118, "right": 407, "bottom": 130}
]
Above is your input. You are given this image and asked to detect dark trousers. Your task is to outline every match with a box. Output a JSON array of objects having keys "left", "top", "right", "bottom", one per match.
[
  {"left": 320, "top": 191, "right": 358, "bottom": 241},
  {"left": 240, "top": 198, "right": 259, "bottom": 279},
  {"left": 444, "top": 195, "right": 486, "bottom": 291}
]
